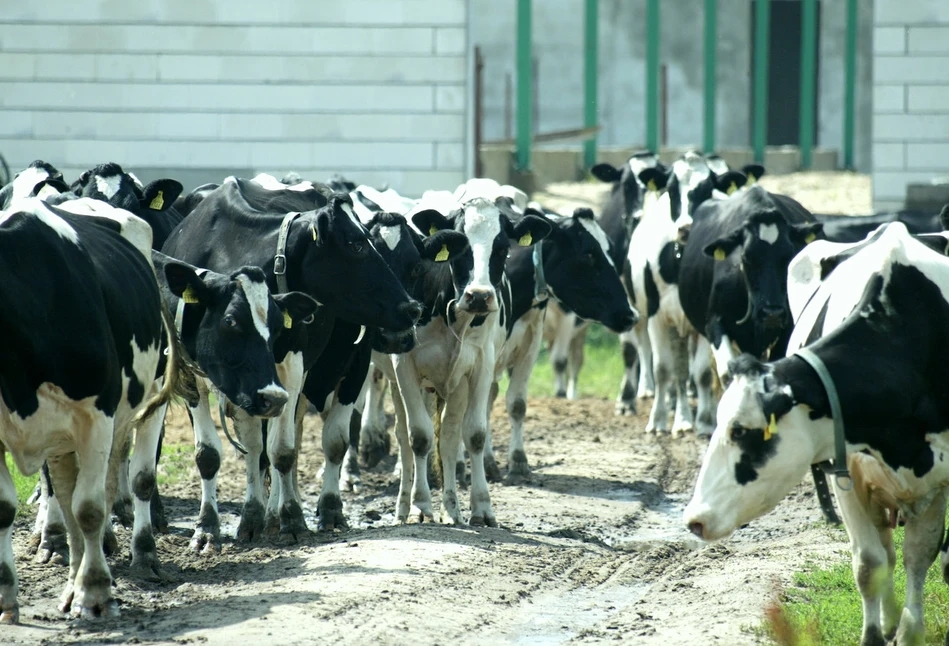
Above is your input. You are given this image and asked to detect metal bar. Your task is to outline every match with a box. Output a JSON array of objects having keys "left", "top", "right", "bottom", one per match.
[
  {"left": 474, "top": 46, "right": 484, "bottom": 177},
  {"left": 752, "top": 0, "right": 771, "bottom": 164},
  {"left": 844, "top": 0, "right": 858, "bottom": 169},
  {"left": 646, "top": 0, "right": 660, "bottom": 153},
  {"left": 515, "top": 0, "right": 533, "bottom": 171},
  {"left": 660, "top": 63, "right": 668, "bottom": 147},
  {"left": 583, "top": 0, "right": 599, "bottom": 169},
  {"left": 799, "top": 0, "right": 817, "bottom": 169},
  {"left": 703, "top": 0, "right": 717, "bottom": 153}
]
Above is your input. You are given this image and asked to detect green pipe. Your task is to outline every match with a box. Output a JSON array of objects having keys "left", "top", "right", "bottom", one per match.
[
  {"left": 799, "top": 0, "right": 817, "bottom": 169},
  {"left": 703, "top": 0, "right": 717, "bottom": 154},
  {"left": 752, "top": 0, "right": 770, "bottom": 164},
  {"left": 516, "top": 0, "right": 532, "bottom": 171},
  {"left": 646, "top": 0, "right": 660, "bottom": 153},
  {"left": 844, "top": 0, "right": 858, "bottom": 169},
  {"left": 583, "top": 0, "right": 599, "bottom": 169}
]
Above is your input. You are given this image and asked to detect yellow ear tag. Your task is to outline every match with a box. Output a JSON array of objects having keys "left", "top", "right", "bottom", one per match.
[
  {"left": 804, "top": 232, "right": 816, "bottom": 244},
  {"left": 430, "top": 225, "right": 438, "bottom": 236},
  {"left": 747, "top": 174, "right": 757, "bottom": 185},
  {"left": 283, "top": 311, "right": 293, "bottom": 329},
  {"left": 646, "top": 179, "right": 657, "bottom": 193},
  {"left": 727, "top": 182, "right": 738, "bottom": 196},
  {"left": 764, "top": 414, "right": 778, "bottom": 441},
  {"left": 518, "top": 232, "right": 532, "bottom": 247},
  {"left": 311, "top": 223, "right": 318, "bottom": 241},
  {"left": 713, "top": 248, "right": 726, "bottom": 261},
  {"left": 182, "top": 285, "right": 200, "bottom": 304},
  {"left": 149, "top": 190, "right": 164, "bottom": 210},
  {"left": 434, "top": 244, "right": 449, "bottom": 262}
]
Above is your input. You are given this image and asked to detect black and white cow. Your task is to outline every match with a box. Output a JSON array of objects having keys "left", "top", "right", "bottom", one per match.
[
  {"left": 815, "top": 209, "right": 943, "bottom": 243},
  {"left": 684, "top": 222, "right": 949, "bottom": 646},
  {"left": 161, "top": 176, "right": 420, "bottom": 542},
  {"left": 0, "top": 160, "right": 69, "bottom": 209},
  {"left": 483, "top": 204, "right": 636, "bottom": 480},
  {"left": 379, "top": 192, "right": 551, "bottom": 525},
  {"left": 0, "top": 197, "right": 183, "bottom": 621}
]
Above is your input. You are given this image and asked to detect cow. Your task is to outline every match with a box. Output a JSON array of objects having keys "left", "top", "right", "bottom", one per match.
[
  {"left": 161, "top": 176, "right": 421, "bottom": 542},
  {"left": 481, "top": 204, "right": 636, "bottom": 481},
  {"left": 378, "top": 193, "right": 551, "bottom": 525},
  {"left": 815, "top": 209, "right": 943, "bottom": 243},
  {"left": 684, "top": 222, "right": 949, "bottom": 646},
  {"left": 0, "top": 197, "right": 183, "bottom": 621},
  {"left": 0, "top": 160, "right": 70, "bottom": 209},
  {"left": 543, "top": 301, "right": 591, "bottom": 399}
]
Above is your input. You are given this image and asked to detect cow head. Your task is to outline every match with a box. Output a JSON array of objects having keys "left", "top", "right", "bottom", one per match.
[
  {"left": 538, "top": 207, "right": 637, "bottom": 333},
  {"left": 162, "top": 261, "right": 319, "bottom": 417},
  {"left": 363, "top": 211, "right": 468, "bottom": 352},
  {"left": 703, "top": 199, "right": 824, "bottom": 357},
  {"left": 412, "top": 197, "right": 551, "bottom": 317},
  {"left": 74, "top": 163, "right": 183, "bottom": 219},
  {"left": 665, "top": 152, "right": 718, "bottom": 243},
  {"left": 591, "top": 150, "right": 664, "bottom": 220},
  {"left": 1, "top": 160, "right": 69, "bottom": 208},
  {"left": 299, "top": 194, "right": 422, "bottom": 331},
  {"left": 684, "top": 354, "right": 824, "bottom": 541}
]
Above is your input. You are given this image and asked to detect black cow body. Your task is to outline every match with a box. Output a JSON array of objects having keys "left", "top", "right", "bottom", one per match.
[{"left": 815, "top": 209, "right": 942, "bottom": 243}]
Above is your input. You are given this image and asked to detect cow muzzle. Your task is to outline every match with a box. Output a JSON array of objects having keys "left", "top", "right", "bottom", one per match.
[
  {"left": 252, "top": 387, "right": 289, "bottom": 418},
  {"left": 399, "top": 300, "right": 423, "bottom": 325},
  {"left": 677, "top": 223, "right": 691, "bottom": 244},
  {"left": 757, "top": 306, "right": 788, "bottom": 331},
  {"left": 459, "top": 288, "right": 496, "bottom": 314}
]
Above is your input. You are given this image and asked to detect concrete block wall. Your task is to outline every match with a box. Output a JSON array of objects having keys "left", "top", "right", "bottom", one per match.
[
  {"left": 0, "top": 0, "right": 471, "bottom": 195},
  {"left": 872, "top": 1, "right": 949, "bottom": 209}
]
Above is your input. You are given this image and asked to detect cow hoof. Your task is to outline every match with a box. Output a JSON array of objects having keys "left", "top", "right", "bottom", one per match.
[
  {"left": 555, "top": 390, "right": 567, "bottom": 398},
  {"left": 74, "top": 599, "right": 120, "bottom": 620},
  {"left": 317, "top": 494, "right": 346, "bottom": 532},
  {"left": 414, "top": 502, "right": 435, "bottom": 524},
  {"left": 0, "top": 604, "right": 19, "bottom": 624},
  {"left": 484, "top": 455, "right": 503, "bottom": 483},
  {"left": 360, "top": 433, "right": 391, "bottom": 469},
  {"left": 111, "top": 497, "right": 134, "bottom": 529},
  {"left": 505, "top": 452, "right": 531, "bottom": 485},
  {"left": 150, "top": 491, "right": 169, "bottom": 534},
  {"left": 130, "top": 555, "right": 163, "bottom": 583},
  {"left": 671, "top": 425, "right": 693, "bottom": 438},
  {"left": 469, "top": 514, "right": 497, "bottom": 528},
  {"left": 102, "top": 525, "right": 118, "bottom": 557},
  {"left": 236, "top": 499, "right": 266, "bottom": 543},
  {"left": 34, "top": 526, "right": 69, "bottom": 565},
  {"left": 190, "top": 529, "right": 219, "bottom": 555},
  {"left": 615, "top": 401, "right": 636, "bottom": 416}
]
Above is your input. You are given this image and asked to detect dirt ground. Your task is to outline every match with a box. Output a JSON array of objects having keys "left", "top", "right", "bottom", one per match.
[{"left": 6, "top": 172, "right": 865, "bottom": 646}]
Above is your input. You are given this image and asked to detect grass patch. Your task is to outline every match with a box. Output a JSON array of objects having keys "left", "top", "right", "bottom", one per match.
[
  {"left": 5, "top": 454, "right": 39, "bottom": 509},
  {"left": 770, "top": 520, "right": 949, "bottom": 645},
  {"left": 157, "top": 443, "right": 194, "bottom": 487}
]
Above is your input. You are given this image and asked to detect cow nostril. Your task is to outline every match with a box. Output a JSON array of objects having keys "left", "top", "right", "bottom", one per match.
[{"left": 688, "top": 521, "right": 705, "bottom": 539}]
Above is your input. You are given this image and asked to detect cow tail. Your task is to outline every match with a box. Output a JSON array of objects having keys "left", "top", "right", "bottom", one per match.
[
  {"left": 429, "top": 393, "right": 446, "bottom": 489},
  {"left": 134, "top": 304, "right": 197, "bottom": 427}
]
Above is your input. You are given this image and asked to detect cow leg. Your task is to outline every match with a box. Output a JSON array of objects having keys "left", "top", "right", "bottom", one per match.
[
  {"left": 942, "top": 526, "right": 949, "bottom": 585},
  {"left": 549, "top": 312, "right": 575, "bottom": 398},
  {"left": 566, "top": 323, "right": 587, "bottom": 400},
  {"left": 708, "top": 320, "right": 737, "bottom": 386},
  {"left": 389, "top": 374, "right": 417, "bottom": 521},
  {"left": 150, "top": 425, "right": 168, "bottom": 533},
  {"left": 393, "top": 355, "right": 435, "bottom": 522},
  {"left": 341, "top": 408, "right": 362, "bottom": 493},
  {"left": 646, "top": 319, "right": 674, "bottom": 433},
  {"left": 360, "top": 363, "right": 392, "bottom": 469},
  {"left": 615, "top": 330, "right": 639, "bottom": 415},
  {"left": 897, "top": 488, "right": 948, "bottom": 645},
  {"left": 264, "top": 352, "right": 307, "bottom": 540},
  {"left": 437, "top": 389, "right": 468, "bottom": 525},
  {"left": 233, "top": 412, "right": 266, "bottom": 543},
  {"left": 129, "top": 400, "right": 167, "bottom": 581},
  {"left": 465, "top": 352, "right": 497, "bottom": 528},
  {"left": 505, "top": 323, "right": 543, "bottom": 483},
  {"left": 112, "top": 455, "right": 133, "bottom": 528},
  {"left": 482, "top": 380, "right": 502, "bottom": 483},
  {"left": 32, "top": 463, "right": 69, "bottom": 565},
  {"left": 53, "top": 414, "right": 118, "bottom": 619},
  {"left": 316, "top": 395, "right": 351, "bottom": 531},
  {"left": 669, "top": 331, "right": 694, "bottom": 436},
  {"left": 836, "top": 484, "right": 898, "bottom": 645},
  {"left": 187, "top": 382, "right": 223, "bottom": 552},
  {"left": 691, "top": 335, "right": 715, "bottom": 437},
  {"left": 0, "top": 449, "right": 19, "bottom": 623}
]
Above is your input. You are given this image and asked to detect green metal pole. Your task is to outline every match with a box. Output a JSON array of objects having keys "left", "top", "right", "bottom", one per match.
[
  {"left": 703, "top": 0, "right": 717, "bottom": 154},
  {"left": 753, "top": 0, "right": 770, "bottom": 164},
  {"left": 583, "top": 0, "right": 599, "bottom": 169},
  {"left": 799, "top": 0, "right": 817, "bottom": 169},
  {"left": 646, "top": 0, "right": 660, "bottom": 153},
  {"left": 843, "top": 0, "right": 858, "bottom": 169},
  {"left": 516, "top": 0, "right": 532, "bottom": 171}
]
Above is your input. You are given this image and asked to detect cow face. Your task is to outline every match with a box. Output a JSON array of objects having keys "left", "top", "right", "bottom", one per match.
[
  {"left": 364, "top": 211, "right": 468, "bottom": 352},
  {"left": 665, "top": 152, "right": 717, "bottom": 243},
  {"left": 302, "top": 194, "right": 422, "bottom": 331},
  {"left": 413, "top": 198, "right": 551, "bottom": 316},
  {"left": 1, "top": 160, "right": 69, "bottom": 208},
  {"left": 163, "top": 262, "right": 318, "bottom": 417},
  {"left": 684, "top": 355, "right": 820, "bottom": 541},
  {"left": 591, "top": 150, "right": 663, "bottom": 220},
  {"left": 704, "top": 211, "right": 824, "bottom": 357},
  {"left": 541, "top": 207, "right": 637, "bottom": 333},
  {"left": 74, "top": 162, "right": 183, "bottom": 219}
]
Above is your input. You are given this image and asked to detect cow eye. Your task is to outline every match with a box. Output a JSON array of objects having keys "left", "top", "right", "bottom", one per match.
[
  {"left": 349, "top": 241, "right": 364, "bottom": 253},
  {"left": 731, "top": 425, "right": 746, "bottom": 441},
  {"left": 223, "top": 315, "right": 237, "bottom": 329}
]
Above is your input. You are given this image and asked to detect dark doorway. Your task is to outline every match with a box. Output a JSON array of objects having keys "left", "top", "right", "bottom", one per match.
[{"left": 751, "top": 0, "right": 821, "bottom": 146}]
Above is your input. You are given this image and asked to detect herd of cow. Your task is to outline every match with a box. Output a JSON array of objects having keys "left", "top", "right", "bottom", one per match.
[{"left": 0, "top": 150, "right": 948, "bottom": 644}]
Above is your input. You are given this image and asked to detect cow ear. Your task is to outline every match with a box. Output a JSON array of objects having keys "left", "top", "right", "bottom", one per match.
[
  {"left": 638, "top": 168, "right": 668, "bottom": 193},
  {"left": 939, "top": 204, "right": 949, "bottom": 231},
  {"left": 742, "top": 164, "right": 766, "bottom": 185},
  {"left": 33, "top": 178, "right": 69, "bottom": 200},
  {"left": 790, "top": 222, "right": 824, "bottom": 246},
  {"left": 703, "top": 228, "right": 744, "bottom": 260},
  {"left": 510, "top": 214, "right": 552, "bottom": 247},
  {"left": 411, "top": 208, "right": 453, "bottom": 236},
  {"left": 142, "top": 179, "right": 183, "bottom": 212},
  {"left": 421, "top": 230, "right": 469, "bottom": 263},
  {"left": 714, "top": 171, "right": 748, "bottom": 196},
  {"left": 759, "top": 388, "right": 794, "bottom": 426},
  {"left": 591, "top": 163, "right": 622, "bottom": 184},
  {"left": 163, "top": 262, "right": 209, "bottom": 304},
  {"left": 273, "top": 291, "right": 319, "bottom": 327}
]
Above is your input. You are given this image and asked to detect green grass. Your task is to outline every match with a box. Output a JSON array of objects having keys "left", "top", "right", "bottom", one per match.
[
  {"left": 156, "top": 442, "right": 194, "bottom": 487},
  {"left": 770, "top": 520, "right": 949, "bottom": 645},
  {"left": 4, "top": 453, "right": 40, "bottom": 509}
]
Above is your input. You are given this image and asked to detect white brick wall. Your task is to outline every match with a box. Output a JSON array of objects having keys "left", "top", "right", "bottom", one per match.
[
  {"left": 872, "top": 0, "right": 949, "bottom": 209},
  {"left": 0, "top": 0, "right": 470, "bottom": 194}
]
